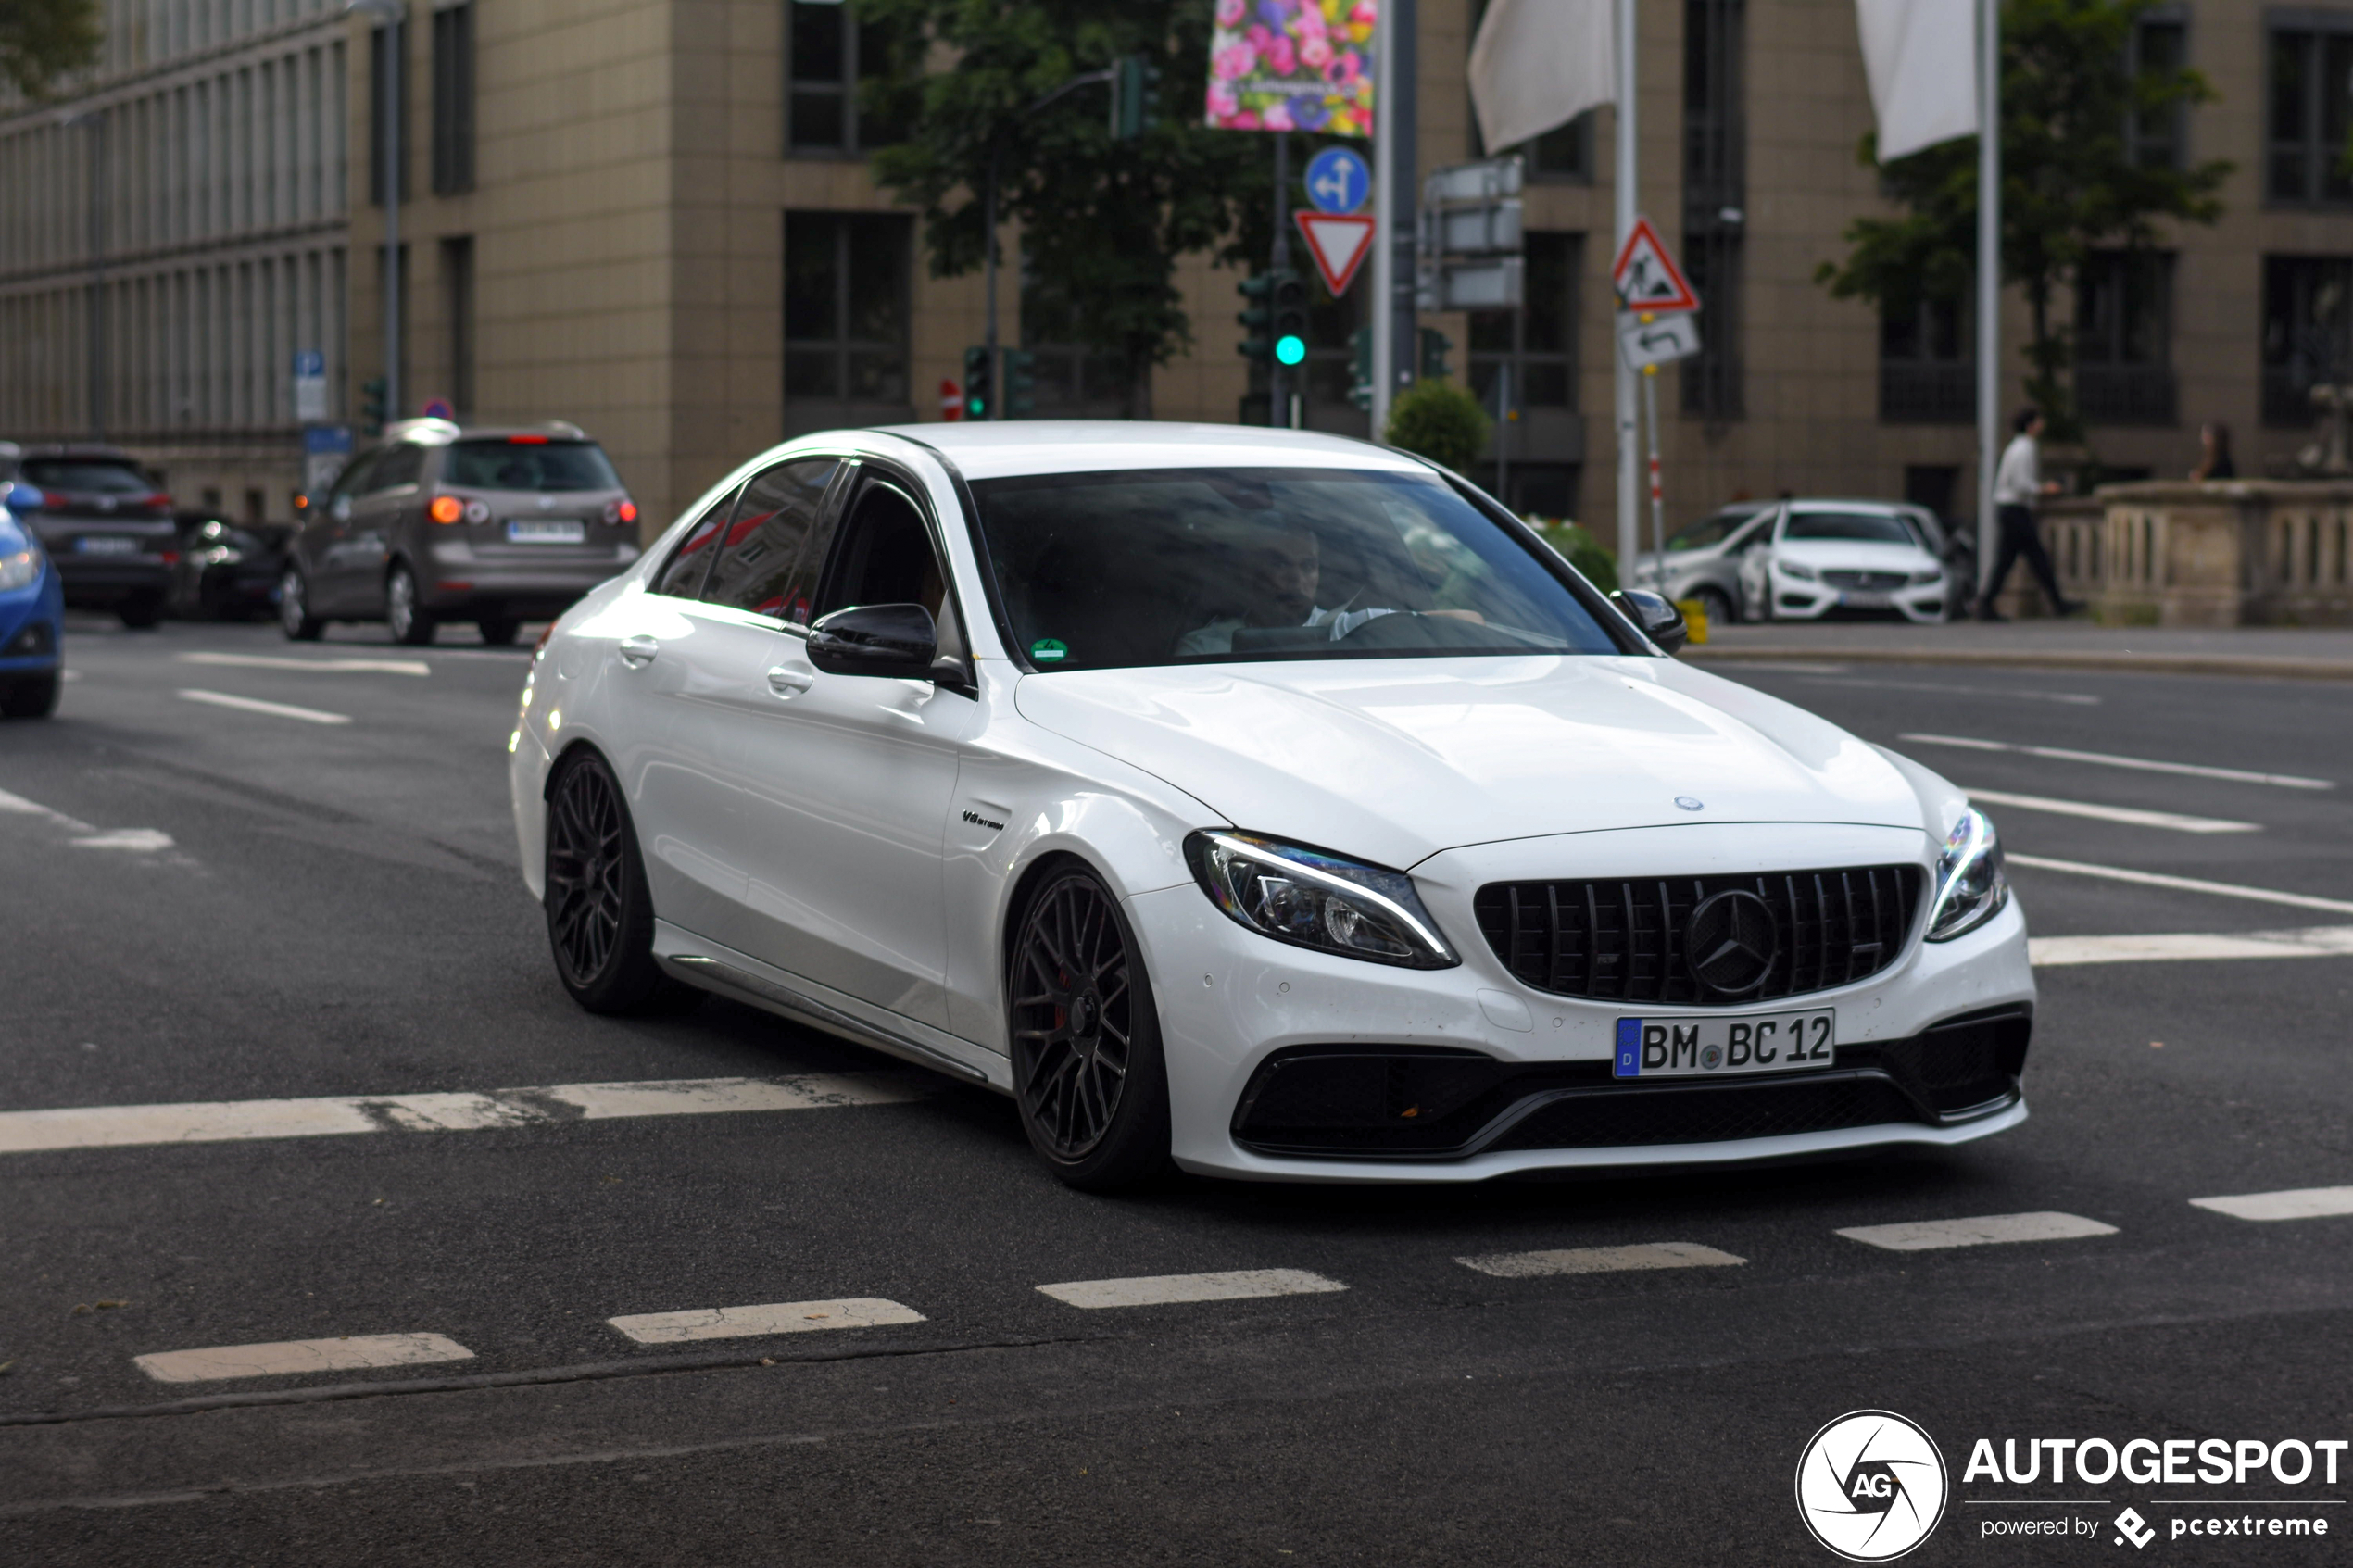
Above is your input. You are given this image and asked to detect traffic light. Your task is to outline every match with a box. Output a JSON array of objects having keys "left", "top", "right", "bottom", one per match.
[
  {"left": 1002, "top": 349, "right": 1038, "bottom": 418},
  {"left": 962, "top": 345, "right": 993, "bottom": 420},
  {"left": 1271, "top": 270, "right": 1309, "bottom": 368},
  {"left": 1418, "top": 327, "right": 1453, "bottom": 380},
  {"left": 1349, "top": 326, "right": 1373, "bottom": 411},
  {"left": 1238, "top": 272, "right": 1276, "bottom": 364},
  {"left": 1111, "top": 54, "right": 1164, "bottom": 141},
  {"left": 360, "top": 376, "right": 388, "bottom": 436}
]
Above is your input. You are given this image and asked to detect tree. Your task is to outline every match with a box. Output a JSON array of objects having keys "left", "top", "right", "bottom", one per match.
[
  {"left": 860, "top": 0, "right": 1271, "bottom": 418},
  {"left": 1382, "top": 379, "right": 1491, "bottom": 472},
  {"left": 0, "top": 0, "right": 100, "bottom": 100},
  {"left": 1815, "top": 0, "right": 2228, "bottom": 437}
]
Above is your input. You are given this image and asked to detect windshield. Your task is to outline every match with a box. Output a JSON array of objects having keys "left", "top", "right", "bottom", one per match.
[
  {"left": 1667, "top": 508, "right": 1763, "bottom": 552},
  {"left": 971, "top": 467, "right": 1625, "bottom": 671},
  {"left": 1783, "top": 510, "right": 1918, "bottom": 546},
  {"left": 444, "top": 439, "right": 621, "bottom": 493},
  {"left": 22, "top": 459, "right": 150, "bottom": 495}
]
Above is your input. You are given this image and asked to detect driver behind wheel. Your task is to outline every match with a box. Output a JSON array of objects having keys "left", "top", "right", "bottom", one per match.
[{"left": 1175, "top": 518, "right": 1481, "bottom": 657}]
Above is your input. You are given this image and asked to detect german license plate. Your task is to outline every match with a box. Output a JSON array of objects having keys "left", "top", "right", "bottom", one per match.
[
  {"left": 506, "top": 519, "right": 584, "bottom": 544},
  {"left": 1613, "top": 1010, "right": 1836, "bottom": 1079},
  {"left": 76, "top": 534, "right": 137, "bottom": 555},
  {"left": 1839, "top": 590, "right": 1892, "bottom": 608}
]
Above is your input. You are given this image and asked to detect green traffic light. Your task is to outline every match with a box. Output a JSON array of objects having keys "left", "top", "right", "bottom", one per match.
[
  {"left": 1275, "top": 335, "right": 1307, "bottom": 367},
  {"left": 967, "top": 395, "right": 986, "bottom": 414}
]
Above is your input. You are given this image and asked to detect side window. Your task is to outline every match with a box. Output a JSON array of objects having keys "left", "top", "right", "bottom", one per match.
[
  {"left": 653, "top": 483, "right": 743, "bottom": 600},
  {"left": 812, "top": 478, "right": 960, "bottom": 658},
  {"left": 327, "top": 449, "right": 380, "bottom": 503},
  {"left": 703, "top": 458, "right": 842, "bottom": 622},
  {"left": 370, "top": 445, "right": 425, "bottom": 492}
]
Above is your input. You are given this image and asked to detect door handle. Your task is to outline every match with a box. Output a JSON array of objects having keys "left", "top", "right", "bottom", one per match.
[
  {"left": 618, "top": 634, "right": 660, "bottom": 666},
  {"left": 766, "top": 665, "right": 814, "bottom": 696}
]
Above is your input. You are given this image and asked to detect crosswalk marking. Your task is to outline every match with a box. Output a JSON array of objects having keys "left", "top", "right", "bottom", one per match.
[
  {"left": 1037, "top": 1269, "right": 1347, "bottom": 1309},
  {"left": 1455, "top": 1242, "right": 1745, "bottom": 1278},
  {"left": 1837, "top": 1211, "right": 2117, "bottom": 1251},
  {"left": 134, "top": 1332, "right": 474, "bottom": 1384},
  {"left": 1962, "top": 786, "right": 2259, "bottom": 835},
  {"left": 1900, "top": 734, "right": 2334, "bottom": 790},
  {"left": 2007, "top": 855, "right": 2353, "bottom": 917},
  {"left": 0, "top": 1073, "right": 919, "bottom": 1156},
  {"left": 608, "top": 1298, "right": 926, "bottom": 1345},
  {"left": 2189, "top": 1186, "right": 2353, "bottom": 1223},
  {"left": 2030, "top": 925, "right": 2353, "bottom": 967}
]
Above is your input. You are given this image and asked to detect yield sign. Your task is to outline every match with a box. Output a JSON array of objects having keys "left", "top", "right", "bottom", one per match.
[
  {"left": 1293, "top": 211, "right": 1377, "bottom": 297},
  {"left": 1611, "top": 217, "right": 1700, "bottom": 312}
]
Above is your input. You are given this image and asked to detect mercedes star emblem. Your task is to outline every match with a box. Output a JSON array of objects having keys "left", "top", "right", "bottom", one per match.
[
  {"left": 1675, "top": 796, "right": 1705, "bottom": 811},
  {"left": 1684, "top": 889, "right": 1780, "bottom": 995}
]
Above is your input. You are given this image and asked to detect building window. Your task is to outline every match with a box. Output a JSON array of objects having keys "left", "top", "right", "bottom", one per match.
[
  {"left": 431, "top": 2, "right": 475, "bottom": 195},
  {"left": 368, "top": 15, "right": 409, "bottom": 206},
  {"left": 1681, "top": 0, "right": 1743, "bottom": 419},
  {"left": 2127, "top": 12, "right": 2186, "bottom": 170},
  {"left": 2262, "top": 255, "right": 2353, "bottom": 427},
  {"left": 2269, "top": 22, "right": 2353, "bottom": 206},
  {"left": 441, "top": 235, "right": 474, "bottom": 417},
  {"left": 786, "top": 0, "right": 905, "bottom": 156},
  {"left": 1469, "top": 231, "right": 1578, "bottom": 412},
  {"left": 784, "top": 212, "right": 911, "bottom": 417},
  {"left": 1880, "top": 290, "right": 1972, "bottom": 422},
  {"left": 2075, "top": 250, "right": 2175, "bottom": 425}
]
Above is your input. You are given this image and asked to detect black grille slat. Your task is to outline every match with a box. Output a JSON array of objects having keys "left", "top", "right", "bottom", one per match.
[{"left": 1474, "top": 863, "right": 1924, "bottom": 1007}]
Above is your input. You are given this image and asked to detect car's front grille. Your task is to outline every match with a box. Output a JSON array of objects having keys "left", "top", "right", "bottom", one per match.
[
  {"left": 1484, "top": 1073, "right": 1923, "bottom": 1152},
  {"left": 1821, "top": 570, "right": 1913, "bottom": 591},
  {"left": 1472, "top": 865, "right": 1925, "bottom": 1006}
]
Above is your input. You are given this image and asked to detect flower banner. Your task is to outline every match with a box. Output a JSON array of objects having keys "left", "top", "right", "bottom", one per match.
[{"left": 1204, "top": 0, "right": 1377, "bottom": 136}]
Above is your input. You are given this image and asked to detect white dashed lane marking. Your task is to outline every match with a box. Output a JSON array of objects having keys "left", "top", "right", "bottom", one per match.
[
  {"left": 608, "top": 1298, "right": 925, "bottom": 1344},
  {"left": 177, "top": 688, "right": 352, "bottom": 725},
  {"left": 1960, "top": 787, "right": 2259, "bottom": 835},
  {"left": 1456, "top": 1242, "right": 1746, "bottom": 1278},
  {"left": 0, "top": 1073, "right": 920, "bottom": 1156},
  {"left": 2007, "top": 855, "right": 2353, "bottom": 917},
  {"left": 176, "top": 651, "right": 432, "bottom": 676},
  {"left": 134, "top": 1332, "right": 474, "bottom": 1384},
  {"left": 0, "top": 785, "right": 174, "bottom": 853},
  {"left": 1837, "top": 1212, "right": 2119, "bottom": 1252},
  {"left": 2031, "top": 926, "right": 2353, "bottom": 967},
  {"left": 2190, "top": 1186, "right": 2353, "bottom": 1223},
  {"left": 1900, "top": 734, "right": 2334, "bottom": 790},
  {"left": 1037, "top": 1269, "right": 1347, "bottom": 1309}
]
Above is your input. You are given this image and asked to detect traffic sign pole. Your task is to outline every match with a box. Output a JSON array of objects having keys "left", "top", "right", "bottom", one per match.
[
  {"left": 1614, "top": 0, "right": 1639, "bottom": 587},
  {"left": 1644, "top": 364, "right": 1665, "bottom": 592}
]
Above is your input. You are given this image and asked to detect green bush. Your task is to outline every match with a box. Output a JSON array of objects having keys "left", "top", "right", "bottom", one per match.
[
  {"left": 1524, "top": 517, "right": 1617, "bottom": 593},
  {"left": 1382, "top": 379, "right": 1492, "bottom": 473}
]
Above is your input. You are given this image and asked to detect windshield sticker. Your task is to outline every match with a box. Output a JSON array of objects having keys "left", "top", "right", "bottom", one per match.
[{"left": 1030, "top": 638, "right": 1069, "bottom": 663}]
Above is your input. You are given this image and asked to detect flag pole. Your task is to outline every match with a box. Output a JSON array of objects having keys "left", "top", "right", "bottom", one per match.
[
  {"left": 1614, "top": 0, "right": 1639, "bottom": 581},
  {"left": 1974, "top": 0, "right": 2000, "bottom": 608}
]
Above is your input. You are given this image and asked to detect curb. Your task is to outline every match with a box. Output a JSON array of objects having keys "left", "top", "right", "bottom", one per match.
[{"left": 1680, "top": 646, "right": 2353, "bottom": 683}]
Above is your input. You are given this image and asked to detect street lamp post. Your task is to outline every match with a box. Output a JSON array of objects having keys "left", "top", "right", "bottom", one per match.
[{"left": 350, "top": 0, "right": 404, "bottom": 420}]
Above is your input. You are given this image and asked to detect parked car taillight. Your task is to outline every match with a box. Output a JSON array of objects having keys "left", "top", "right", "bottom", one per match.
[
  {"left": 603, "top": 499, "right": 638, "bottom": 525},
  {"left": 145, "top": 492, "right": 173, "bottom": 511},
  {"left": 429, "top": 495, "right": 465, "bottom": 524},
  {"left": 465, "top": 499, "right": 491, "bottom": 524}
]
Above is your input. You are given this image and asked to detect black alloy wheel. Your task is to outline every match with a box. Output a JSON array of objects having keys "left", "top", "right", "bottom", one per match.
[
  {"left": 1009, "top": 866, "right": 1170, "bottom": 1189},
  {"left": 544, "top": 750, "right": 699, "bottom": 1014},
  {"left": 386, "top": 563, "right": 436, "bottom": 646},
  {"left": 280, "top": 568, "right": 322, "bottom": 640},
  {"left": 478, "top": 614, "right": 520, "bottom": 647},
  {"left": 1692, "top": 585, "right": 1735, "bottom": 629}
]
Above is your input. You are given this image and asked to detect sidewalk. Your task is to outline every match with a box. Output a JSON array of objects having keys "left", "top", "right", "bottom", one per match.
[{"left": 1680, "top": 619, "right": 2353, "bottom": 682}]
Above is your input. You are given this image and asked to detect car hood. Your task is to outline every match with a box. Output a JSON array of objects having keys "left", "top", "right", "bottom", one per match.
[
  {"left": 1774, "top": 539, "right": 1939, "bottom": 571},
  {"left": 1013, "top": 657, "right": 1931, "bottom": 869}
]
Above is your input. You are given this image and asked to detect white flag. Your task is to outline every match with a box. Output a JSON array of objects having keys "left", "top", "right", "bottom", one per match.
[
  {"left": 1467, "top": 0, "right": 1614, "bottom": 157},
  {"left": 1856, "top": 0, "right": 1979, "bottom": 162}
]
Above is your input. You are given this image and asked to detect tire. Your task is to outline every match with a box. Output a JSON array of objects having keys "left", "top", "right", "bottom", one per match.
[
  {"left": 477, "top": 614, "right": 521, "bottom": 646},
  {"left": 280, "top": 569, "right": 323, "bottom": 641},
  {"left": 118, "top": 592, "right": 163, "bottom": 630},
  {"left": 545, "top": 749, "right": 702, "bottom": 1015},
  {"left": 0, "top": 673, "right": 59, "bottom": 719},
  {"left": 386, "top": 563, "right": 436, "bottom": 646},
  {"left": 1692, "top": 585, "right": 1735, "bottom": 629},
  {"left": 1007, "top": 864, "right": 1172, "bottom": 1191}
]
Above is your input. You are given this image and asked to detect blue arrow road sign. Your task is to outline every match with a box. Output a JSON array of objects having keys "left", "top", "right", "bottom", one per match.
[{"left": 1304, "top": 146, "right": 1370, "bottom": 215}]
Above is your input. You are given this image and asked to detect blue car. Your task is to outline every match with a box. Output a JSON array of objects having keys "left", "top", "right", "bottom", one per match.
[{"left": 0, "top": 487, "right": 63, "bottom": 718}]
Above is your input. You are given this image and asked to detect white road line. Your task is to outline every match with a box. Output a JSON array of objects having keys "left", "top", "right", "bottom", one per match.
[
  {"left": 1792, "top": 674, "right": 2101, "bottom": 706},
  {"left": 1455, "top": 1242, "right": 1746, "bottom": 1278},
  {"left": 1837, "top": 1211, "right": 2118, "bottom": 1252},
  {"left": 1902, "top": 733, "right": 2333, "bottom": 790},
  {"left": 2007, "top": 854, "right": 2353, "bottom": 917},
  {"left": 178, "top": 688, "right": 352, "bottom": 725},
  {"left": 2031, "top": 926, "right": 2353, "bottom": 967},
  {"left": 2190, "top": 1186, "right": 2353, "bottom": 1223},
  {"left": 0, "top": 785, "right": 94, "bottom": 832},
  {"left": 134, "top": 1332, "right": 473, "bottom": 1384},
  {"left": 0, "top": 1073, "right": 918, "bottom": 1156},
  {"left": 1962, "top": 786, "right": 2259, "bottom": 834},
  {"left": 608, "top": 1298, "right": 925, "bottom": 1345},
  {"left": 1036, "top": 1269, "right": 1347, "bottom": 1309},
  {"left": 176, "top": 651, "right": 432, "bottom": 676},
  {"left": 69, "top": 827, "right": 175, "bottom": 852}
]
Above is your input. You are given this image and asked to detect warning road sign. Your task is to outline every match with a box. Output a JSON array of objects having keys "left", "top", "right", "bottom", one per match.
[
  {"left": 1611, "top": 217, "right": 1700, "bottom": 313},
  {"left": 1293, "top": 211, "right": 1377, "bottom": 297}
]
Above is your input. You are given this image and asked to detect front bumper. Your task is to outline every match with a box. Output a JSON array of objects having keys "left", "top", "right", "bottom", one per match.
[
  {"left": 54, "top": 556, "right": 172, "bottom": 604},
  {"left": 0, "top": 569, "right": 65, "bottom": 675},
  {"left": 422, "top": 543, "right": 635, "bottom": 619},
  {"left": 1126, "top": 823, "right": 2035, "bottom": 1182},
  {"left": 1769, "top": 574, "right": 1945, "bottom": 622}
]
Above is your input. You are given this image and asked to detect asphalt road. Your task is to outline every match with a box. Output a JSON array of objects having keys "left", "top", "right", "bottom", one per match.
[{"left": 3, "top": 620, "right": 2350, "bottom": 1566}]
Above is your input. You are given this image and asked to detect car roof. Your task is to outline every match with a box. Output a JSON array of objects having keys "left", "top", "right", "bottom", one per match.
[
  {"left": 862, "top": 420, "right": 1436, "bottom": 483},
  {"left": 384, "top": 419, "right": 590, "bottom": 445}
]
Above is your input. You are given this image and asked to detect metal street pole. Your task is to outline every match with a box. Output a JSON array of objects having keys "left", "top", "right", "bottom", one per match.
[
  {"left": 1369, "top": 7, "right": 1396, "bottom": 434},
  {"left": 351, "top": 0, "right": 403, "bottom": 419},
  {"left": 1614, "top": 0, "right": 1639, "bottom": 580},
  {"left": 1644, "top": 361, "right": 1665, "bottom": 583},
  {"left": 1387, "top": 0, "right": 1417, "bottom": 422},
  {"left": 1975, "top": 0, "right": 2000, "bottom": 606},
  {"left": 1271, "top": 131, "right": 1290, "bottom": 428}
]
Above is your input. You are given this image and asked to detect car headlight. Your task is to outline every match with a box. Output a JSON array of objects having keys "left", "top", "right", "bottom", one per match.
[
  {"left": 1185, "top": 831, "right": 1457, "bottom": 969},
  {"left": 1926, "top": 807, "right": 2008, "bottom": 941},
  {"left": 1776, "top": 559, "right": 1818, "bottom": 581},
  {"left": 0, "top": 542, "right": 42, "bottom": 591}
]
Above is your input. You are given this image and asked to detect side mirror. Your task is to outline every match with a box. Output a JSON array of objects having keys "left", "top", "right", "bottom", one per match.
[
  {"left": 807, "top": 602, "right": 938, "bottom": 679},
  {"left": 1612, "top": 588, "right": 1690, "bottom": 655}
]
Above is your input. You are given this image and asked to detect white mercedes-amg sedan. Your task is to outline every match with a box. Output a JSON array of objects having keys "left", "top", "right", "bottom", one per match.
[{"left": 509, "top": 423, "right": 2032, "bottom": 1189}]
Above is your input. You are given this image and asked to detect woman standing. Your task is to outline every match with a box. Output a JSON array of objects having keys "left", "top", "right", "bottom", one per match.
[{"left": 2190, "top": 421, "right": 2236, "bottom": 481}]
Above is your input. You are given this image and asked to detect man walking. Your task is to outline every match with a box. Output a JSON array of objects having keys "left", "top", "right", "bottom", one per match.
[{"left": 1976, "top": 407, "right": 2082, "bottom": 621}]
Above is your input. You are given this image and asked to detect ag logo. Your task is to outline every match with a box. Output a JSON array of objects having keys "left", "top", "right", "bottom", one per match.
[{"left": 1795, "top": 1410, "right": 1948, "bottom": 1562}]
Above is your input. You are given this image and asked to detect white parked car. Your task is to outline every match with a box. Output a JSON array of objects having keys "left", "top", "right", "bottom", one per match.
[
  {"left": 1736, "top": 503, "right": 1955, "bottom": 623},
  {"left": 510, "top": 424, "right": 2032, "bottom": 1188}
]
